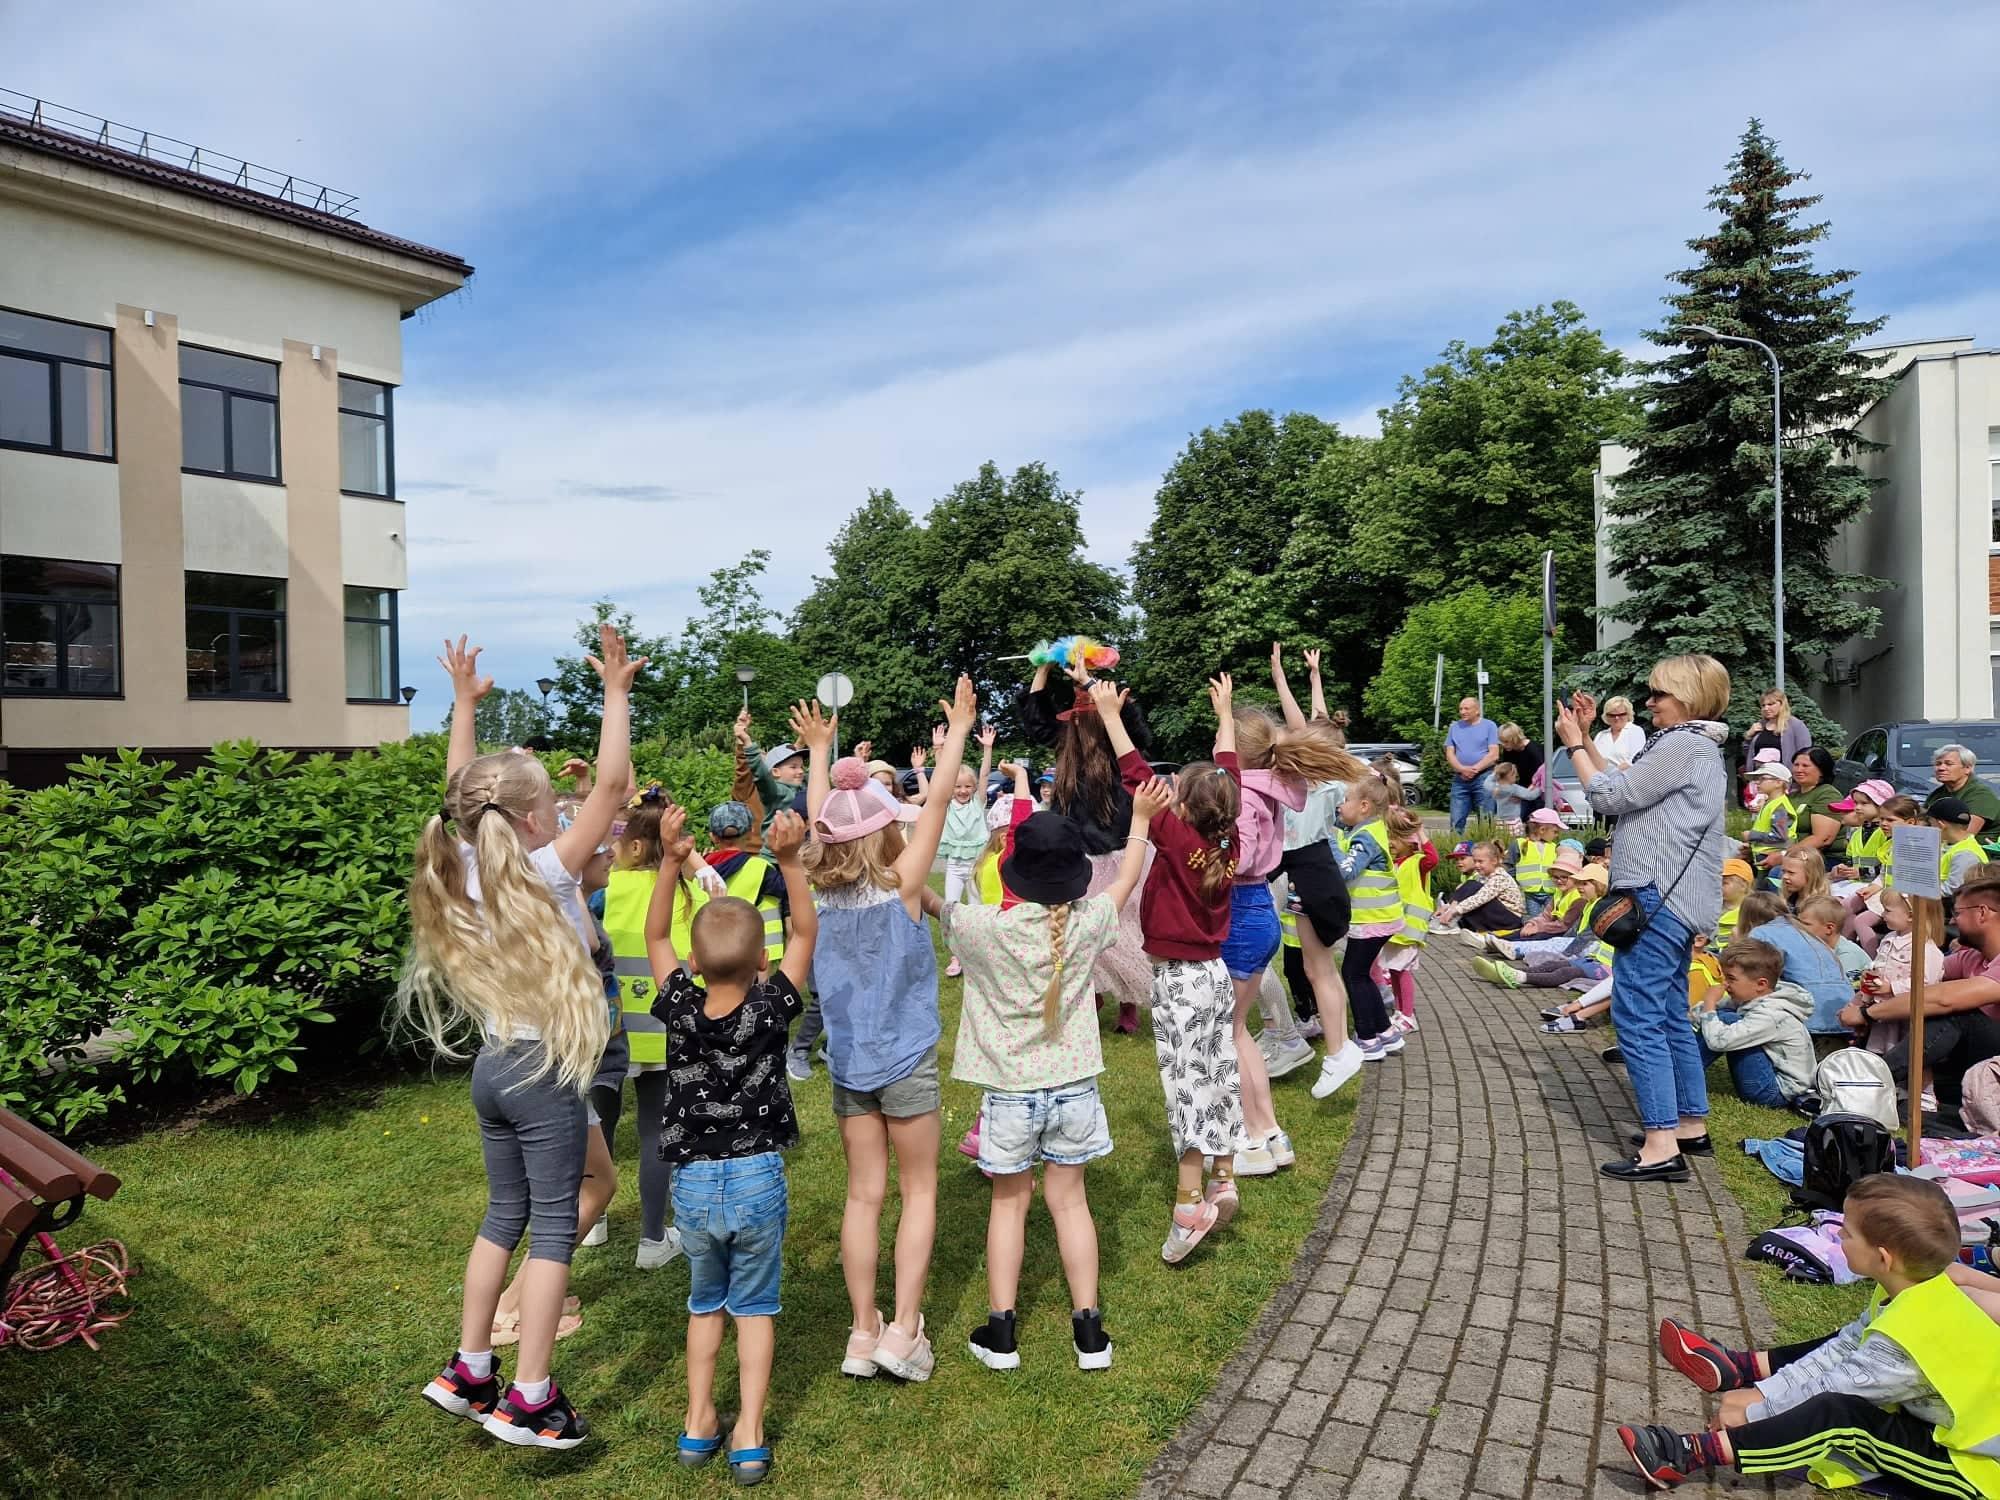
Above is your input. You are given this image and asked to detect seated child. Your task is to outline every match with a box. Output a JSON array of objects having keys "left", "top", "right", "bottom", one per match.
[
  {"left": 1619, "top": 1174, "right": 2000, "bottom": 1496},
  {"left": 1430, "top": 841, "right": 1525, "bottom": 934},
  {"left": 1796, "top": 894, "right": 1869, "bottom": 985},
  {"left": 644, "top": 806, "right": 818, "bottom": 1485},
  {"left": 1850, "top": 890, "right": 1946, "bottom": 1068},
  {"left": 1692, "top": 937, "right": 1816, "bottom": 1111},
  {"left": 1715, "top": 858, "right": 1752, "bottom": 946},
  {"left": 1539, "top": 931, "right": 1717, "bottom": 1035},
  {"left": 1489, "top": 761, "right": 1530, "bottom": 837},
  {"left": 1932, "top": 797, "right": 1991, "bottom": 897},
  {"left": 1479, "top": 848, "right": 1584, "bottom": 944},
  {"left": 1506, "top": 809, "right": 1567, "bottom": 916},
  {"left": 1477, "top": 864, "right": 1609, "bottom": 965}
]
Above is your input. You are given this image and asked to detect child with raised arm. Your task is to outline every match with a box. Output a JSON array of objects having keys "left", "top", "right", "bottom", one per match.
[
  {"left": 1091, "top": 673, "right": 1245, "bottom": 1263},
  {"left": 794, "top": 677, "right": 980, "bottom": 1383},
  {"left": 940, "top": 724, "right": 998, "bottom": 978},
  {"left": 410, "top": 627, "right": 643, "bottom": 1450},
  {"left": 643, "top": 803, "right": 817, "bottom": 1487},
  {"left": 943, "top": 784, "right": 1165, "bottom": 1372}
]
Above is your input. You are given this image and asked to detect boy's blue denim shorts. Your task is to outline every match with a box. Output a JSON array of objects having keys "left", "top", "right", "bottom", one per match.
[
  {"left": 977, "top": 1080, "right": 1113, "bottom": 1175},
  {"left": 670, "top": 1152, "right": 788, "bottom": 1317}
]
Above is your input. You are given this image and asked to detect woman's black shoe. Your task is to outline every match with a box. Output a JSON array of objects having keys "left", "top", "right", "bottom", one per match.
[
  {"left": 1601, "top": 1154, "right": 1690, "bottom": 1182},
  {"left": 1629, "top": 1132, "right": 1713, "bottom": 1156},
  {"left": 1600, "top": 1045, "right": 1624, "bottom": 1065}
]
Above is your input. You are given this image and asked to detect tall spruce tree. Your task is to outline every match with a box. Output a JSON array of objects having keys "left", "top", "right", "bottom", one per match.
[{"left": 1590, "top": 120, "right": 1890, "bottom": 733}]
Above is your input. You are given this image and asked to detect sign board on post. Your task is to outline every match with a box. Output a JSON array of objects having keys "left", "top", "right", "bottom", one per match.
[
  {"left": 1891, "top": 822, "right": 1942, "bottom": 1157},
  {"left": 816, "top": 672, "right": 855, "bottom": 759}
]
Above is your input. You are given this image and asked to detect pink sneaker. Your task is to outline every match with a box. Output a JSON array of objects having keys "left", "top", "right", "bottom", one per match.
[
  {"left": 841, "top": 1311, "right": 884, "bottom": 1378},
  {"left": 872, "top": 1316, "right": 935, "bottom": 1382},
  {"left": 1205, "top": 1177, "right": 1239, "bottom": 1227},
  {"left": 1161, "top": 1200, "right": 1220, "bottom": 1264},
  {"left": 1391, "top": 1011, "right": 1418, "bottom": 1034}
]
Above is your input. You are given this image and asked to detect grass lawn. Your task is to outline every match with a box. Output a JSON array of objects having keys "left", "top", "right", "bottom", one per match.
[{"left": 4, "top": 916, "right": 1357, "bottom": 1500}]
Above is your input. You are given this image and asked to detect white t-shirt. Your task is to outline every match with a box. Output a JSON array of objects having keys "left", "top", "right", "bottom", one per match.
[
  {"left": 459, "top": 841, "right": 594, "bottom": 952},
  {"left": 1593, "top": 724, "right": 1647, "bottom": 769}
]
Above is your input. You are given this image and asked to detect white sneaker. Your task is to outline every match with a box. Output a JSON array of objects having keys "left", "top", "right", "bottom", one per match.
[
  {"left": 786, "top": 1052, "right": 812, "bottom": 1082},
  {"left": 1298, "top": 1017, "right": 1323, "bottom": 1040},
  {"left": 1265, "top": 1037, "right": 1315, "bottom": 1081},
  {"left": 1390, "top": 1011, "right": 1418, "bottom": 1035},
  {"left": 1312, "top": 1041, "right": 1363, "bottom": 1098},
  {"left": 1357, "top": 1032, "right": 1405, "bottom": 1061},
  {"left": 581, "top": 1215, "right": 608, "bottom": 1248},
  {"left": 1492, "top": 938, "right": 1517, "bottom": 961},
  {"left": 635, "top": 1228, "right": 684, "bottom": 1269},
  {"left": 1233, "top": 1142, "right": 1280, "bottom": 1177},
  {"left": 1456, "top": 929, "right": 1490, "bottom": 947},
  {"left": 1426, "top": 920, "right": 1457, "bottom": 936},
  {"left": 1266, "top": 1129, "right": 1295, "bottom": 1168}
]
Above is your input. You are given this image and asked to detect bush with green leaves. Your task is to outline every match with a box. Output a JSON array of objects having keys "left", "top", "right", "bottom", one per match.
[{"left": 0, "top": 732, "right": 743, "bottom": 1132}]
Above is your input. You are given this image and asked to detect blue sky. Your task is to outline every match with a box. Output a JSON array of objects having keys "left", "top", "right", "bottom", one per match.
[{"left": 17, "top": 2, "right": 2000, "bottom": 727}]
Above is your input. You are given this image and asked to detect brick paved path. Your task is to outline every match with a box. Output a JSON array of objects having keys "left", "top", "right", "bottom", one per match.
[{"left": 1139, "top": 944, "right": 1811, "bottom": 1500}]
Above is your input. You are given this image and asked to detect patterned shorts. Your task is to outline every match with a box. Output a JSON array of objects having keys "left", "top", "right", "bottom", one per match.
[{"left": 1148, "top": 958, "right": 1245, "bottom": 1158}]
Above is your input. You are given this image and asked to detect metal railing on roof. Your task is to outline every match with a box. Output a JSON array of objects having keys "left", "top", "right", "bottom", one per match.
[{"left": 0, "top": 87, "right": 360, "bottom": 219}]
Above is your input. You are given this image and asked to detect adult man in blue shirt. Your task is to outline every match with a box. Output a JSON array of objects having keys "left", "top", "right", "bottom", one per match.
[{"left": 1445, "top": 696, "right": 1499, "bottom": 832}]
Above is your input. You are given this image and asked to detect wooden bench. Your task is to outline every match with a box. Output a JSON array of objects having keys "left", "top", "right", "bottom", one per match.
[{"left": 0, "top": 1109, "right": 121, "bottom": 1310}]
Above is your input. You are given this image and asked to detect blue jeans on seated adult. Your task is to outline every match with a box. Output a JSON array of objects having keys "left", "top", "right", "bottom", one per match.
[
  {"left": 1609, "top": 883, "right": 1709, "bottom": 1132},
  {"left": 1450, "top": 771, "right": 1494, "bottom": 833},
  {"left": 1696, "top": 1009, "right": 1790, "bottom": 1110}
]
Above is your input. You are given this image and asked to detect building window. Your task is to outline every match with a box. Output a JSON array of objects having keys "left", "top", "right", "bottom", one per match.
[
  {"left": 339, "top": 377, "right": 394, "bottom": 497},
  {"left": 1, "top": 556, "right": 121, "bottom": 696},
  {"left": 0, "top": 307, "right": 114, "bottom": 460},
  {"left": 186, "top": 571, "right": 286, "bottom": 698},
  {"left": 180, "top": 346, "right": 279, "bottom": 482},
  {"left": 1990, "top": 427, "right": 2000, "bottom": 547},
  {"left": 344, "top": 586, "right": 399, "bottom": 701}
]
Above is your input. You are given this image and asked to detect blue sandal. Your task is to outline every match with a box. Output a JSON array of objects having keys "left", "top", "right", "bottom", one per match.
[
  {"left": 677, "top": 1429, "right": 724, "bottom": 1467},
  {"left": 728, "top": 1445, "right": 773, "bottom": 1486}
]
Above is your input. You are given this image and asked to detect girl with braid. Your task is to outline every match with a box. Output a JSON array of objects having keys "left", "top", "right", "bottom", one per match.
[{"left": 941, "top": 785, "right": 1167, "bottom": 1373}]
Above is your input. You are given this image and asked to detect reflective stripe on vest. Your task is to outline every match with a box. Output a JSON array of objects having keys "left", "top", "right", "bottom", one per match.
[
  {"left": 1392, "top": 853, "right": 1433, "bottom": 946},
  {"left": 1279, "top": 902, "right": 1300, "bottom": 949},
  {"left": 1943, "top": 835, "right": 1989, "bottom": 884},
  {"left": 1846, "top": 825, "right": 1887, "bottom": 865},
  {"left": 1514, "top": 838, "right": 1558, "bottom": 896},
  {"left": 1716, "top": 906, "right": 1741, "bottom": 945},
  {"left": 723, "top": 855, "right": 785, "bottom": 962},
  {"left": 1751, "top": 794, "right": 1796, "bottom": 837},
  {"left": 1838, "top": 1275, "right": 2000, "bottom": 1498},
  {"left": 1345, "top": 821, "right": 1401, "bottom": 926},
  {"left": 601, "top": 868, "right": 706, "bottom": 1066}
]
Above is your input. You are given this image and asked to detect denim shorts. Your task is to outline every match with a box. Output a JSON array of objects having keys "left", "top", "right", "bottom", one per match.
[
  {"left": 978, "top": 1080, "right": 1113, "bottom": 1174},
  {"left": 670, "top": 1152, "right": 788, "bottom": 1317},
  {"left": 1220, "top": 881, "right": 1281, "bottom": 980}
]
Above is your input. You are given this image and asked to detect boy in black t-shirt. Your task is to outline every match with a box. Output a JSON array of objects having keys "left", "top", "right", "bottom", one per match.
[{"left": 644, "top": 806, "right": 818, "bottom": 1487}]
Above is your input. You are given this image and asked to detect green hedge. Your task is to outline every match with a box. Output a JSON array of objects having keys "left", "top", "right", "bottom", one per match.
[{"left": 0, "top": 735, "right": 740, "bottom": 1133}]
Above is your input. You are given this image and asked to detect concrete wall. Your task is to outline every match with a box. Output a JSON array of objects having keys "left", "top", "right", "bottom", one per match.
[{"left": 1593, "top": 443, "right": 1636, "bottom": 652}]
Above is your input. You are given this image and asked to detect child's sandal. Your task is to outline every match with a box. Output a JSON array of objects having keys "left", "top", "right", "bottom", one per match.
[
  {"left": 729, "top": 1445, "right": 774, "bottom": 1487},
  {"left": 490, "top": 1298, "right": 583, "bottom": 1347}
]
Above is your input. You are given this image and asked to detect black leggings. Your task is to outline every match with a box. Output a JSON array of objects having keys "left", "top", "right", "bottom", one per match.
[
  {"left": 589, "top": 1081, "right": 623, "bottom": 1153},
  {"left": 1342, "top": 932, "right": 1392, "bottom": 1043},
  {"left": 631, "top": 1071, "right": 674, "bottom": 1242},
  {"left": 1731, "top": 1392, "right": 1981, "bottom": 1498},
  {"left": 1282, "top": 942, "right": 1314, "bottom": 1023}
]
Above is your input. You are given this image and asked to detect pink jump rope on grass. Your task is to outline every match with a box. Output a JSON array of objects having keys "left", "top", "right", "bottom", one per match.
[{"left": 0, "top": 1165, "right": 134, "bottom": 1353}]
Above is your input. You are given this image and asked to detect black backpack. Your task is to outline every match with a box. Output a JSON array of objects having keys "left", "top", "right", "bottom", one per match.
[{"left": 1791, "top": 1112, "right": 1897, "bottom": 1213}]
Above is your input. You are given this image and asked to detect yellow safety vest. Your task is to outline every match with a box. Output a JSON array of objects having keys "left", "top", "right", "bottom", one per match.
[
  {"left": 1881, "top": 835, "right": 1899, "bottom": 891},
  {"left": 1550, "top": 888, "right": 1580, "bottom": 922},
  {"left": 1279, "top": 902, "right": 1300, "bottom": 950},
  {"left": 1751, "top": 793, "right": 1796, "bottom": 838},
  {"left": 1806, "top": 1276, "right": 2000, "bottom": 1498},
  {"left": 1514, "top": 838, "right": 1559, "bottom": 897},
  {"left": 1572, "top": 897, "right": 1614, "bottom": 968},
  {"left": 722, "top": 854, "right": 785, "bottom": 963},
  {"left": 975, "top": 850, "right": 1004, "bottom": 906},
  {"left": 1845, "top": 825, "right": 1888, "bottom": 866},
  {"left": 1942, "top": 835, "right": 1989, "bottom": 886},
  {"left": 600, "top": 867, "right": 706, "bottom": 1067},
  {"left": 1391, "top": 854, "right": 1433, "bottom": 947},
  {"left": 1715, "top": 905, "right": 1742, "bottom": 945},
  {"left": 1345, "top": 821, "right": 1402, "bottom": 927}
]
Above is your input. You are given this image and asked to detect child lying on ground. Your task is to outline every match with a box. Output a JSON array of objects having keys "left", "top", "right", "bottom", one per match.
[
  {"left": 1540, "top": 933, "right": 1719, "bottom": 1036},
  {"left": 1691, "top": 937, "right": 1816, "bottom": 1112},
  {"left": 1619, "top": 1174, "right": 2000, "bottom": 1495},
  {"left": 1471, "top": 866, "right": 1609, "bottom": 990}
]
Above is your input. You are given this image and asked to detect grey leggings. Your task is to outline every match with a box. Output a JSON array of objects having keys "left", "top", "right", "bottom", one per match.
[
  {"left": 631, "top": 1070, "right": 675, "bottom": 1243},
  {"left": 472, "top": 1045, "right": 588, "bottom": 1266}
]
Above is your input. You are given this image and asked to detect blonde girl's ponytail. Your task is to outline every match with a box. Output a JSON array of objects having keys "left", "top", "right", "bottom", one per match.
[
  {"left": 395, "top": 752, "right": 610, "bottom": 1093},
  {"left": 1041, "top": 901, "right": 1073, "bottom": 1039}
]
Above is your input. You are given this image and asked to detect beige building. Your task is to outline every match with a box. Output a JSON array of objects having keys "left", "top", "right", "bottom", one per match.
[
  {"left": 0, "top": 96, "right": 469, "bottom": 787},
  {"left": 1594, "top": 336, "right": 2000, "bottom": 738}
]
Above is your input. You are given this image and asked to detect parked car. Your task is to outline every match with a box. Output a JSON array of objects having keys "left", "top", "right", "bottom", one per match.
[
  {"left": 1346, "top": 742, "right": 1421, "bottom": 807},
  {"left": 1833, "top": 721, "right": 2000, "bottom": 800},
  {"left": 1543, "top": 745, "right": 1594, "bottom": 826}
]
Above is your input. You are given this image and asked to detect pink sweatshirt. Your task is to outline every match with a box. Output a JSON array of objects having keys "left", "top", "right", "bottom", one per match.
[{"left": 1232, "top": 767, "right": 1307, "bottom": 883}]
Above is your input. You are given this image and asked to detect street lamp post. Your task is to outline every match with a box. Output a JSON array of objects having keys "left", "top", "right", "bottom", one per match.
[
  {"left": 535, "top": 676, "right": 556, "bottom": 731},
  {"left": 1685, "top": 323, "right": 1785, "bottom": 694},
  {"left": 734, "top": 664, "right": 756, "bottom": 711},
  {"left": 400, "top": 685, "right": 417, "bottom": 705}
]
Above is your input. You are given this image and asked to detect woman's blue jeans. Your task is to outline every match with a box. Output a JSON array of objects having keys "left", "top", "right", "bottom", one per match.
[{"left": 1608, "top": 884, "right": 1709, "bottom": 1131}]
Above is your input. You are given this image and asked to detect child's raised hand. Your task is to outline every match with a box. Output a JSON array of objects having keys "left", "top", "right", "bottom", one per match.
[
  {"left": 1086, "top": 676, "right": 1123, "bottom": 720},
  {"left": 976, "top": 723, "right": 997, "bottom": 750},
  {"left": 734, "top": 707, "right": 753, "bottom": 750},
  {"left": 910, "top": 745, "right": 927, "bottom": 770},
  {"left": 998, "top": 758, "right": 1023, "bottom": 780},
  {"left": 939, "top": 674, "right": 978, "bottom": 734},
  {"left": 788, "top": 699, "right": 835, "bottom": 751},
  {"left": 1270, "top": 641, "right": 1283, "bottom": 671},
  {"left": 558, "top": 756, "right": 590, "bottom": 781},
  {"left": 853, "top": 739, "right": 873, "bottom": 762},
  {"left": 586, "top": 623, "right": 648, "bottom": 694},
  {"left": 658, "top": 800, "right": 693, "bottom": 867},
  {"left": 1207, "top": 672, "right": 1234, "bottom": 717},
  {"left": 438, "top": 635, "right": 494, "bottom": 702},
  {"left": 932, "top": 722, "right": 947, "bottom": 749},
  {"left": 1133, "top": 776, "right": 1173, "bottom": 821},
  {"left": 767, "top": 810, "right": 805, "bottom": 859},
  {"left": 1304, "top": 647, "right": 1321, "bottom": 673}
]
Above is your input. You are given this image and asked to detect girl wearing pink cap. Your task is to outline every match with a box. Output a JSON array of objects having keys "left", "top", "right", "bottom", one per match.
[{"left": 788, "top": 677, "right": 979, "bottom": 1385}]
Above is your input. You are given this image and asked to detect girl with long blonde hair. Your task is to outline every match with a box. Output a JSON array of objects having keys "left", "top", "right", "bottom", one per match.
[
  {"left": 410, "top": 626, "right": 642, "bottom": 1450},
  {"left": 941, "top": 785, "right": 1165, "bottom": 1372}
]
